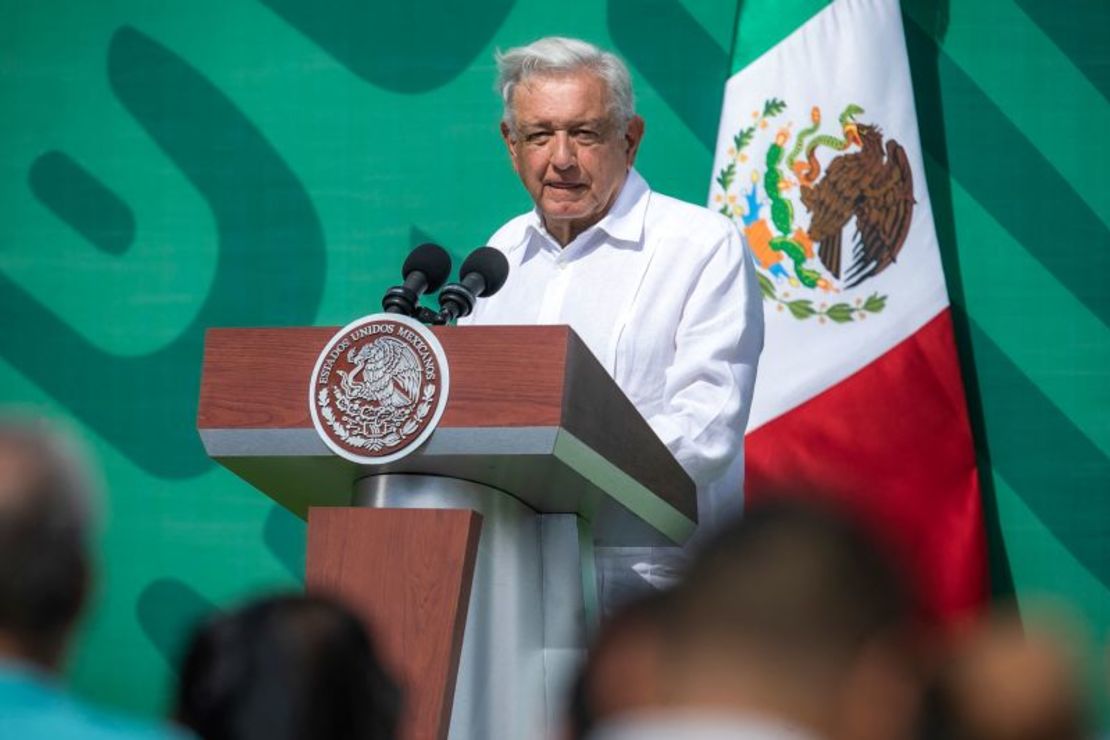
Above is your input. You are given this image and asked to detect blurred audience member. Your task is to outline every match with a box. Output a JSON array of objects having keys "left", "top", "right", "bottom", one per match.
[
  {"left": 568, "top": 590, "right": 674, "bottom": 739},
  {"left": 587, "top": 500, "right": 925, "bottom": 740},
  {"left": 0, "top": 417, "right": 187, "bottom": 739},
  {"left": 175, "top": 594, "right": 401, "bottom": 740},
  {"left": 922, "top": 608, "right": 1089, "bottom": 740}
]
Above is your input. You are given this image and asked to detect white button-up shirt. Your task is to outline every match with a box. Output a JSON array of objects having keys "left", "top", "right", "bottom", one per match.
[{"left": 462, "top": 169, "right": 763, "bottom": 536}]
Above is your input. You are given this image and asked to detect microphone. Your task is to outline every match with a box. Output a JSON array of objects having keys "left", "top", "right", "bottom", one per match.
[
  {"left": 438, "top": 247, "right": 510, "bottom": 322},
  {"left": 381, "top": 243, "right": 452, "bottom": 316}
]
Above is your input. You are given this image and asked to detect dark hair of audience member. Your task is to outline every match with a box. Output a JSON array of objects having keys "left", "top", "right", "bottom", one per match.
[
  {"left": 665, "top": 499, "right": 923, "bottom": 740},
  {"left": 671, "top": 498, "right": 913, "bottom": 665},
  {"left": 0, "top": 422, "right": 92, "bottom": 670},
  {"left": 175, "top": 594, "right": 402, "bottom": 740}
]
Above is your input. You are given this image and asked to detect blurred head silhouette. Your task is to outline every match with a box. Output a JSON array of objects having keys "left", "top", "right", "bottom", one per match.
[
  {"left": 0, "top": 418, "right": 94, "bottom": 671},
  {"left": 656, "top": 500, "right": 924, "bottom": 740},
  {"left": 923, "top": 607, "right": 1088, "bottom": 740},
  {"left": 568, "top": 589, "right": 674, "bottom": 739},
  {"left": 176, "top": 594, "right": 401, "bottom": 740}
]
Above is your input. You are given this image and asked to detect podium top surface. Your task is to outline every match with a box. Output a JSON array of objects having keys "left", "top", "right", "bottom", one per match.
[{"left": 198, "top": 324, "right": 696, "bottom": 546}]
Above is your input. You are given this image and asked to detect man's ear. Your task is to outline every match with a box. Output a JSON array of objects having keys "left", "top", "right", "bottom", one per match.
[
  {"left": 500, "top": 121, "right": 520, "bottom": 172},
  {"left": 625, "top": 115, "right": 645, "bottom": 167}
]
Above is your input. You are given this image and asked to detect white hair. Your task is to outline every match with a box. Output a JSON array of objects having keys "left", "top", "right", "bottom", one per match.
[{"left": 495, "top": 36, "right": 636, "bottom": 131}]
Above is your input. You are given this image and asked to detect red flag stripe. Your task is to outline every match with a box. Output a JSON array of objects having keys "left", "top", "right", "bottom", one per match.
[{"left": 745, "top": 309, "right": 987, "bottom": 622}]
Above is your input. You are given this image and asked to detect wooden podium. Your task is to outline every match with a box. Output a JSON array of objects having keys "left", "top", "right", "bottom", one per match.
[{"left": 197, "top": 325, "right": 695, "bottom": 740}]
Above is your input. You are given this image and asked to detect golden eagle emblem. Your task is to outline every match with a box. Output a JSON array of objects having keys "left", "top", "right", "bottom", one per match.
[
  {"left": 801, "top": 122, "right": 914, "bottom": 288},
  {"left": 714, "top": 98, "right": 916, "bottom": 323},
  {"left": 341, "top": 336, "right": 423, "bottom": 409},
  {"left": 310, "top": 314, "right": 449, "bottom": 463}
]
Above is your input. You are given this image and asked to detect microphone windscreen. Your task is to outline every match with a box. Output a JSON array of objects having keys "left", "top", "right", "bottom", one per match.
[
  {"left": 403, "top": 243, "right": 453, "bottom": 292},
  {"left": 460, "top": 247, "right": 509, "bottom": 297}
]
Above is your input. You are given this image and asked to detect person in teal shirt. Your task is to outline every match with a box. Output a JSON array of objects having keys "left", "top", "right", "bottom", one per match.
[
  {"left": 0, "top": 419, "right": 189, "bottom": 739},
  {"left": 0, "top": 660, "right": 187, "bottom": 739}
]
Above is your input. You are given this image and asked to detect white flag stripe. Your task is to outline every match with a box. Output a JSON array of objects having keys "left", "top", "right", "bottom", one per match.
[{"left": 710, "top": 0, "right": 949, "bottom": 431}]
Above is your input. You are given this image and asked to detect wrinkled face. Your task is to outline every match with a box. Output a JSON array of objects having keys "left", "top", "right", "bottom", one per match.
[{"left": 501, "top": 71, "right": 644, "bottom": 245}]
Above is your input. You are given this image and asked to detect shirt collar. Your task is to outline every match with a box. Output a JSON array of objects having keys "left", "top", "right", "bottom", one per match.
[{"left": 516, "top": 168, "right": 651, "bottom": 255}]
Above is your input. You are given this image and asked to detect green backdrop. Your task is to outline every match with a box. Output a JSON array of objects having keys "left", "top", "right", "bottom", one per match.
[{"left": 1, "top": 0, "right": 1107, "bottom": 724}]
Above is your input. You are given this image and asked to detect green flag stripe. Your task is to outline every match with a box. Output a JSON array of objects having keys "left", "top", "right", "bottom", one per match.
[{"left": 729, "top": 0, "right": 831, "bottom": 74}]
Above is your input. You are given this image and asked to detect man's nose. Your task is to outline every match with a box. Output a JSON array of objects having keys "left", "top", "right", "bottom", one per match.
[{"left": 550, "top": 131, "right": 575, "bottom": 169}]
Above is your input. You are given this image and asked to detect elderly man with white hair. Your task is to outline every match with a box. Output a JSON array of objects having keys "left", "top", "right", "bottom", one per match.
[{"left": 462, "top": 36, "right": 764, "bottom": 605}]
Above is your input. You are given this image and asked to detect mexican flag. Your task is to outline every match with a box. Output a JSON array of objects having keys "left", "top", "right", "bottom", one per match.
[{"left": 709, "top": 0, "right": 986, "bottom": 620}]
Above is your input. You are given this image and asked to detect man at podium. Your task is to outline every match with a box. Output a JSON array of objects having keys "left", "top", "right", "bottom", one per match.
[{"left": 460, "top": 36, "right": 764, "bottom": 604}]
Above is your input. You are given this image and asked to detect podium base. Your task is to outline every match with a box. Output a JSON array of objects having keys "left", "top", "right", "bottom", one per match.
[{"left": 354, "top": 473, "right": 598, "bottom": 740}]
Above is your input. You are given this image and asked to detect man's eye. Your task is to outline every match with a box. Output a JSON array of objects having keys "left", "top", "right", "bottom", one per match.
[
  {"left": 572, "top": 130, "right": 601, "bottom": 143},
  {"left": 524, "top": 132, "right": 551, "bottom": 144}
]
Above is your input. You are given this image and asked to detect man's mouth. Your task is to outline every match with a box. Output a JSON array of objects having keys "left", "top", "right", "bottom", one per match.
[{"left": 545, "top": 181, "right": 586, "bottom": 190}]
